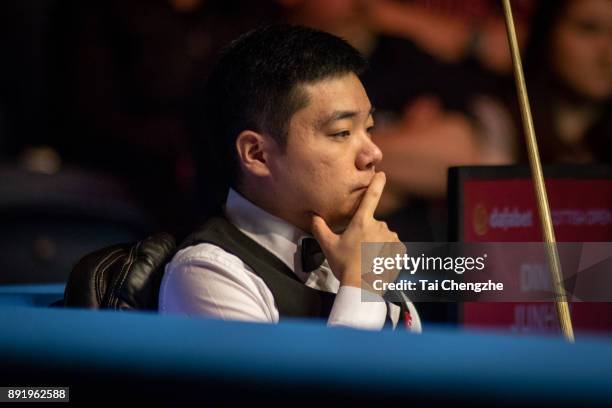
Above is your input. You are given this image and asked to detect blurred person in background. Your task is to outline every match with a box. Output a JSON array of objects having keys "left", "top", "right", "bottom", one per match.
[
  {"left": 515, "top": 0, "right": 612, "bottom": 164},
  {"left": 365, "top": 0, "right": 535, "bottom": 74},
  {"left": 471, "top": 0, "right": 612, "bottom": 167}
]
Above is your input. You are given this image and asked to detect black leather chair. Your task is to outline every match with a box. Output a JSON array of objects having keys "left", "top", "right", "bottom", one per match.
[{"left": 63, "top": 233, "right": 176, "bottom": 310}]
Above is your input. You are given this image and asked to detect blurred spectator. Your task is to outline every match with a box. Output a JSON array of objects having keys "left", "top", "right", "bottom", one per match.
[
  {"left": 45, "top": 0, "right": 275, "bottom": 235},
  {"left": 475, "top": 0, "right": 612, "bottom": 167},
  {"left": 512, "top": 0, "right": 612, "bottom": 164},
  {"left": 366, "top": 0, "right": 535, "bottom": 74}
]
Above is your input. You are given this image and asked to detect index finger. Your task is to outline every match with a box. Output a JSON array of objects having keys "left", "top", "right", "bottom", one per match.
[{"left": 353, "top": 172, "right": 386, "bottom": 220}]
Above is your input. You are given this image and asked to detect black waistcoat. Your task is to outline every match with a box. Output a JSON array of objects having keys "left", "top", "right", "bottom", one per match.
[{"left": 178, "top": 216, "right": 336, "bottom": 319}]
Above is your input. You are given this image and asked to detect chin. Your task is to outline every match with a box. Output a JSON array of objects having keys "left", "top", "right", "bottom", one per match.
[
  {"left": 324, "top": 208, "right": 355, "bottom": 232},
  {"left": 329, "top": 217, "right": 351, "bottom": 233},
  {"left": 313, "top": 194, "right": 361, "bottom": 231}
]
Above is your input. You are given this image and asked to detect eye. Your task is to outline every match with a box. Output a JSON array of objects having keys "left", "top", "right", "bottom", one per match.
[
  {"left": 330, "top": 130, "right": 350, "bottom": 138},
  {"left": 573, "top": 19, "right": 602, "bottom": 35},
  {"left": 366, "top": 125, "right": 376, "bottom": 137}
]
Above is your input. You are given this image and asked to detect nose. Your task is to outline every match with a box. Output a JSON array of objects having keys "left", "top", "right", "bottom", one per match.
[{"left": 355, "top": 136, "right": 383, "bottom": 171}]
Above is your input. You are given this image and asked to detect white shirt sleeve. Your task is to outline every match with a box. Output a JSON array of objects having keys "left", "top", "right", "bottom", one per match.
[
  {"left": 328, "top": 286, "right": 389, "bottom": 330},
  {"left": 159, "top": 243, "right": 392, "bottom": 330},
  {"left": 159, "top": 244, "right": 279, "bottom": 323}
]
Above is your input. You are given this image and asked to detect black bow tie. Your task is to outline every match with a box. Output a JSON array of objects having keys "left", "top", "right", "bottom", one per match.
[{"left": 300, "top": 237, "right": 326, "bottom": 273}]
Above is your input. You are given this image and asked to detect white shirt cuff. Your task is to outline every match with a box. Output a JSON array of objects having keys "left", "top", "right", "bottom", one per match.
[{"left": 327, "top": 285, "right": 387, "bottom": 330}]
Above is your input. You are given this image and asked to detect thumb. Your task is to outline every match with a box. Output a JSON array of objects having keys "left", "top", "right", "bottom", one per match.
[{"left": 311, "top": 214, "right": 338, "bottom": 252}]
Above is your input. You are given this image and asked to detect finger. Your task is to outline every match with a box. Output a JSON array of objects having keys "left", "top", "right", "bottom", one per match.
[
  {"left": 311, "top": 214, "right": 338, "bottom": 251},
  {"left": 354, "top": 172, "right": 386, "bottom": 221}
]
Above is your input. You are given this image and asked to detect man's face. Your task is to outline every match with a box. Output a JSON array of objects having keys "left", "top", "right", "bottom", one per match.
[{"left": 266, "top": 72, "right": 382, "bottom": 232}]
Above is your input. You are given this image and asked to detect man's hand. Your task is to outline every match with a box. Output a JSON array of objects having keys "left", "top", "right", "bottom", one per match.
[{"left": 311, "top": 172, "right": 402, "bottom": 288}]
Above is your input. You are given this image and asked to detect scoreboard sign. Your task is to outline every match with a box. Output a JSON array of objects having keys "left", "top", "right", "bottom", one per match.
[{"left": 449, "top": 166, "right": 612, "bottom": 335}]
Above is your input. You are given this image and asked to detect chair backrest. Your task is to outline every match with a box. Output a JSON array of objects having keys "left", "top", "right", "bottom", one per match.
[{"left": 63, "top": 233, "right": 176, "bottom": 310}]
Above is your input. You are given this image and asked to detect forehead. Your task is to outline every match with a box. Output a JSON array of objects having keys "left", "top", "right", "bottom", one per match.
[
  {"left": 563, "top": 0, "right": 612, "bottom": 21},
  {"left": 296, "top": 73, "right": 372, "bottom": 125}
]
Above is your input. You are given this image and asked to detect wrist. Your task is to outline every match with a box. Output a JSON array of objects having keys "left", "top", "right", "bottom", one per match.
[{"left": 340, "top": 269, "right": 361, "bottom": 288}]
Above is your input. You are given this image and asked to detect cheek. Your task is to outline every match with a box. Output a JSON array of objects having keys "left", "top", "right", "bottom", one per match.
[
  {"left": 276, "top": 150, "right": 335, "bottom": 202},
  {"left": 312, "top": 160, "right": 362, "bottom": 219},
  {"left": 554, "top": 30, "right": 585, "bottom": 75},
  {"left": 290, "top": 143, "right": 337, "bottom": 183},
  {"left": 554, "top": 32, "right": 600, "bottom": 92},
  {"left": 279, "top": 139, "right": 359, "bottom": 222},
  {"left": 301, "top": 158, "right": 349, "bottom": 204},
  {"left": 553, "top": 30, "right": 612, "bottom": 99},
  {"left": 300, "top": 158, "right": 338, "bottom": 201}
]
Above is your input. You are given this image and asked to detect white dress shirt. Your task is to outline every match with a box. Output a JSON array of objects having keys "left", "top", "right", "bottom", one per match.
[{"left": 159, "top": 189, "right": 421, "bottom": 332}]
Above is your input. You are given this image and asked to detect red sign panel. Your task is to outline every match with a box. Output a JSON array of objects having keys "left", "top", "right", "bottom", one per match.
[{"left": 460, "top": 178, "right": 612, "bottom": 334}]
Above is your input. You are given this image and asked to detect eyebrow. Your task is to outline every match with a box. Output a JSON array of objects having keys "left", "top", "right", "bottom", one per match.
[{"left": 318, "top": 106, "right": 376, "bottom": 129}]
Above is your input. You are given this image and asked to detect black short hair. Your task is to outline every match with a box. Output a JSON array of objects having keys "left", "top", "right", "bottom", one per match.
[{"left": 191, "top": 24, "right": 367, "bottom": 203}]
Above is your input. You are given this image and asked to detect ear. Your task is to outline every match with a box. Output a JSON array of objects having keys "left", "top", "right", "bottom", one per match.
[{"left": 235, "top": 130, "right": 272, "bottom": 178}]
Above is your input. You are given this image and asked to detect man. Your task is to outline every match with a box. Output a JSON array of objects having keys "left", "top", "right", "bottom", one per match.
[{"left": 159, "top": 24, "right": 421, "bottom": 331}]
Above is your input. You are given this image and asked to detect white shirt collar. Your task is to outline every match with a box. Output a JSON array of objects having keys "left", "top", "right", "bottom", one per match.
[{"left": 224, "top": 188, "right": 313, "bottom": 282}]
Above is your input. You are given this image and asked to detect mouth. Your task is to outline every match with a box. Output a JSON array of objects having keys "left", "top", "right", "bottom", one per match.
[{"left": 353, "top": 179, "right": 372, "bottom": 191}]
